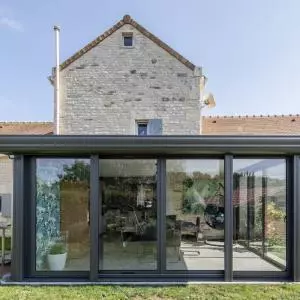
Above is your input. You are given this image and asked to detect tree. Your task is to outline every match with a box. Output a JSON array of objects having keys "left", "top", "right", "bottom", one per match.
[{"left": 58, "top": 160, "right": 90, "bottom": 182}]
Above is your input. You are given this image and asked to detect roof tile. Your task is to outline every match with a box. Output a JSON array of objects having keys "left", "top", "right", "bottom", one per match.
[
  {"left": 202, "top": 115, "right": 300, "bottom": 135},
  {"left": 0, "top": 122, "right": 53, "bottom": 135}
]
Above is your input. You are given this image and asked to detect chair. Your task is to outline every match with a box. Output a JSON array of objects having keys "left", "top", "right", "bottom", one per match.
[
  {"left": 166, "top": 215, "right": 181, "bottom": 260},
  {"left": 180, "top": 216, "right": 201, "bottom": 241}
]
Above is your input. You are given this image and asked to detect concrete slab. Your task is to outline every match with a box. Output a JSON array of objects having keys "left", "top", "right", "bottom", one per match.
[{"left": 62, "top": 240, "right": 282, "bottom": 272}]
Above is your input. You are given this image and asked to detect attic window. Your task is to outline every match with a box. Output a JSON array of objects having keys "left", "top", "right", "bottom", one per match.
[{"left": 122, "top": 32, "right": 133, "bottom": 47}]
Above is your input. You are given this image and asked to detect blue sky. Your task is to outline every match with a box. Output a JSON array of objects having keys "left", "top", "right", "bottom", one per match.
[{"left": 0, "top": 0, "right": 299, "bottom": 121}]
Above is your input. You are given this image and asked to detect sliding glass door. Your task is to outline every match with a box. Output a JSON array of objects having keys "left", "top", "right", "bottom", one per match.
[
  {"left": 99, "top": 159, "right": 158, "bottom": 271},
  {"left": 232, "top": 158, "right": 287, "bottom": 273},
  {"left": 35, "top": 158, "right": 90, "bottom": 272},
  {"left": 30, "top": 156, "right": 291, "bottom": 280},
  {"left": 165, "top": 159, "right": 225, "bottom": 271}
]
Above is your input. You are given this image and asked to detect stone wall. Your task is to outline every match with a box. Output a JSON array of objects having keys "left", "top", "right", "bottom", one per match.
[
  {"left": 0, "top": 156, "right": 13, "bottom": 219},
  {"left": 58, "top": 24, "right": 200, "bottom": 135},
  {"left": 0, "top": 156, "right": 13, "bottom": 195}
]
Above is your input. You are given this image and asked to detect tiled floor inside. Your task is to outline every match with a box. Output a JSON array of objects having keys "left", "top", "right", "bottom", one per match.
[
  {"left": 1, "top": 240, "right": 283, "bottom": 278},
  {"left": 64, "top": 240, "right": 284, "bottom": 272}
]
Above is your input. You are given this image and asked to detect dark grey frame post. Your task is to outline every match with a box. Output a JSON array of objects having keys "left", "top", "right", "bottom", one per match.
[
  {"left": 293, "top": 156, "right": 300, "bottom": 281},
  {"left": 224, "top": 155, "right": 233, "bottom": 281},
  {"left": 11, "top": 155, "right": 24, "bottom": 281},
  {"left": 89, "top": 155, "right": 99, "bottom": 281}
]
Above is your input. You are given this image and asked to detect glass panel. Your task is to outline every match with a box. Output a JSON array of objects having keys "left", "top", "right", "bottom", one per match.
[
  {"left": 233, "top": 159, "right": 287, "bottom": 271},
  {"left": 124, "top": 36, "right": 133, "bottom": 46},
  {"left": 138, "top": 124, "right": 148, "bottom": 136},
  {"left": 0, "top": 154, "right": 13, "bottom": 271},
  {"left": 35, "top": 158, "right": 90, "bottom": 271},
  {"left": 100, "top": 159, "right": 157, "bottom": 271},
  {"left": 166, "top": 159, "right": 224, "bottom": 271}
]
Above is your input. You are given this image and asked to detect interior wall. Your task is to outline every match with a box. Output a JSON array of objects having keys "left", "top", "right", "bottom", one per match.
[
  {"left": 60, "top": 181, "right": 90, "bottom": 259},
  {"left": 0, "top": 155, "right": 13, "bottom": 220}
]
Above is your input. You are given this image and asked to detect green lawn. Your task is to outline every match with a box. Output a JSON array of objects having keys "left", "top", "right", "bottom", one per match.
[{"left": 0, "top": 285, "right": 300, "bottom": 300}]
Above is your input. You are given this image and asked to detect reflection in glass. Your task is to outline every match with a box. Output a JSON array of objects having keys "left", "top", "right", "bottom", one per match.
[
  {"left": 35, "top": 158, "right": 90, "bottom": 271},
  {"left": 100, "top": 159, "right": 157, "bottom": 270},
  {"left": 166, "top": 159, "right": 224, "bottom": 270},
  {"left": 0, "top": 155, "right": 13, "bottom": 268},
  {"left": 233, "top": 159, "right": 286, "bottom": 271}
]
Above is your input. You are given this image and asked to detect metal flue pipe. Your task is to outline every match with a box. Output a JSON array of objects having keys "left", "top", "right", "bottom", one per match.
[{"left": 54, "top": 25, "right": 60, "bottom": 134}]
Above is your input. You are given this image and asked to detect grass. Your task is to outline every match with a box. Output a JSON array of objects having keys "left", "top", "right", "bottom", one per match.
[
  {"left": 0, "top": 237, "right": 11, "bottom": 251},
  {"left": 0, "top": 285, "right": 300, "bottom": 300}
]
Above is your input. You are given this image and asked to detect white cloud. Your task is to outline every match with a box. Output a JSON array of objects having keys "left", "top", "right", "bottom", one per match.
[
  {"left": 0, "top": 16, "right": 23, "bottom": 31},
  {"left": 0, "top": 5, "right": 23, "bottom": 32}
]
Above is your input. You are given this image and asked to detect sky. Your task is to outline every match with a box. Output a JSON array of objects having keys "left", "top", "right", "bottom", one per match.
[{"left": 0, "top": 0, "right": 299, "bottom": 121}]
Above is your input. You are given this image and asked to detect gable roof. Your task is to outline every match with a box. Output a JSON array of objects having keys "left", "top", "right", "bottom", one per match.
[
  {"left": 202, "top": 114, "right": 300, "bottom": 135},
  {"left": 59, "top": 15, "right": 196, "bottom": 71},
  {"left": 0, "top": 122, "right": 53, "bottom": 135}
]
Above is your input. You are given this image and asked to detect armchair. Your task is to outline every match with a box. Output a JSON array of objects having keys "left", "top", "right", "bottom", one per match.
[{"left": 166, "top": 215, "right": 181, "bottom": 260}]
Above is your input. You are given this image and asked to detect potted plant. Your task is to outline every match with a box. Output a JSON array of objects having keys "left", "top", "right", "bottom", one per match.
[{"left": 47, "top": 242, "right": 67, "bottom": 271}]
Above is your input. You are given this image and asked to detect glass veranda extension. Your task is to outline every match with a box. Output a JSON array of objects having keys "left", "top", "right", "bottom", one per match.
[{"left": 1, "top": 135, "right": 299, "bottom": 282}]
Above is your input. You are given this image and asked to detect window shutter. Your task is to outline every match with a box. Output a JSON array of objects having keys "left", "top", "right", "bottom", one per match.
[
  {"left": 147, "top": 119, "right": 162, "bottom": 135},
  {"left": 0, "top": 194, "right": 11, "bottom": 217}
]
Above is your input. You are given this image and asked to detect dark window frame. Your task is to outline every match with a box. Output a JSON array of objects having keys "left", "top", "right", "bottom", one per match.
[
  {"left": 122, "top": 32, "right": 133, "bottom": 47},
  {"left": 27, "top": 156, "right": 91, "bottom": 279},
  {"left": 232, "top": 156, "right": 291, "bottom": 280},
  {"left": 9, "top": 136, "right": 296, "bottom": 282},
  {"left": 136, "top": 121, "right": 149, "bottom": 136}
]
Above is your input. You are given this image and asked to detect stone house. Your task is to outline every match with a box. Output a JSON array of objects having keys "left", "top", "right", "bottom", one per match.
[
  {"left": 0, "top": 15, "right": 299, "bottom": 283},
  {"left": 50, "top": 15, "right": 202, "bottom": 135},
  {"left": 2, "top": 15, "right": 300, "bottom": 223}
]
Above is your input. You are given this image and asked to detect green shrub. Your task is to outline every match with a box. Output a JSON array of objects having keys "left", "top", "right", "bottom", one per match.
[{"left": 48, "top": 243, "right": 66, "bottom": 255}]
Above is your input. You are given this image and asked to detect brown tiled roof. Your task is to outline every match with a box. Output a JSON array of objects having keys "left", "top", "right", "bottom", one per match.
[
  {"left": 202, "top": 115, "right": 300, "bottom": 135},
  {"left": 0, "top": 122, "right": 53, "bottom": 135},
  {"left": 1, "top": 115, "right": 299, "bottom": 136},
  {"left": 59, "top": 15, "right": 195, "bottom": 71}
]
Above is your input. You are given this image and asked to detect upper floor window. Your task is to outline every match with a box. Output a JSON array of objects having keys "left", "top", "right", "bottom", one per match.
[
  {"left": 137, "top": 122, "right": 148, "bottom": 136},
  {"left": 136, "top": 119, "right": 163, "bottom": 135},
  {"left": 122, "top": 32, "right": 133, "bottom": 47}
]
